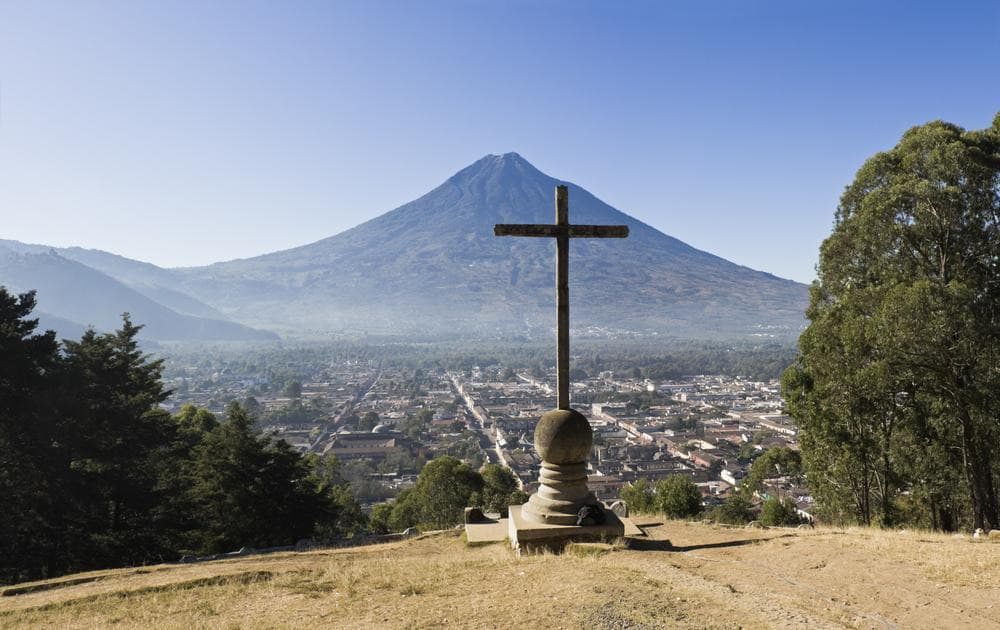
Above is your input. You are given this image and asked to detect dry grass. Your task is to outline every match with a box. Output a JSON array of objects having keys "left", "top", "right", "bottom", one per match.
[{"left": 2, "top": 524, "right": 998, "bottom": 629}]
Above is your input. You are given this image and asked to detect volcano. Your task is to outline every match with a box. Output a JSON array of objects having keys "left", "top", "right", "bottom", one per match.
[{"left": 172, "top": 153, "right": 808, "bottom": 338}]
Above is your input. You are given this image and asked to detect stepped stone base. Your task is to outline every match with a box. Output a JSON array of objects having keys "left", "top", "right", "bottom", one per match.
[{"left": 507, "top": 505, "right": 625, "bottom": 553}]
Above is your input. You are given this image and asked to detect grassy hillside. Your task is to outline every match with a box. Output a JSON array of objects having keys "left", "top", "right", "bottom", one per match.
[{"left": 2, "top": 520, "right": 997, "bottom": 629}]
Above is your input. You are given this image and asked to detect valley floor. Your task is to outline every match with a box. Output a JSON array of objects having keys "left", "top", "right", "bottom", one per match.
[{"left": 2, "top": 520, "right": 998, "bottom": 629}]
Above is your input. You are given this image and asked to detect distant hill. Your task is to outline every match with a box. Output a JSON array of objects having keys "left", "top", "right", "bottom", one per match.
[
  {"left": 0, "top": 239, "right": 225, "bottom": 320},
  {"left": 2, "top": 522, "right": 994, "bottom": 628},
  {"left": 0, "top": 244, "right": 277, "bottom": 342},
  {"left": 1, "top": 153, "right": 808, "bottom": 340},
  {"left": 171, "top": 153, "right": 808, "bottom": 338}
]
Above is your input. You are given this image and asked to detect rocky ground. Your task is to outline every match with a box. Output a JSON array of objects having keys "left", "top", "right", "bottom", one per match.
[{"left": 2, "top": 520, "right": 998, "bottom": 629}]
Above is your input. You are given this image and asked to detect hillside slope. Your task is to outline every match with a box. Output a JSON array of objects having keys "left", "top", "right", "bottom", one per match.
[
  {"left": 3, "top": 521, "right": 997, "bottom": 629},
  {"left": 0, "top": 246, "right": 278, "bottom": 341},
  {"left": 0, "top": 239, "right": 228, "bottom": 320}
]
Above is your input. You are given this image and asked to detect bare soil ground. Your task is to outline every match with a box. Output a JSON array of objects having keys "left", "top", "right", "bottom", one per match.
[{"left": 2, "top": 520, "right": 998, "bottom": 629}]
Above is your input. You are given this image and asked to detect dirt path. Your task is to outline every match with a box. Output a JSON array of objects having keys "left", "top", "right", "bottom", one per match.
[{"left": 620, "top": 520, "right": 1000, "bottom": 629}]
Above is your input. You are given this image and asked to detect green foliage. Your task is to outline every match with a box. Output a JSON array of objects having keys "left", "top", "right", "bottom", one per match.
[
  {"left": 653, "top": 475, "right": 704, "bottom": 519},
  {"left": 737, "top": 442, "right": 759, "bottom": 462},
  {"left": 376, "top": 450, "right": 425, "bottom": 476},
  {"left": 760, "top": 497, "right": 802, "bottom": 527},
  {"left": 509, "top": 489, "right": 529, "bottom": 506},
  {"left": 387, "top": 488, "right": 420, "bottom": 532},
  {"left": 0, "top": 289, "right": 62, "bottom": 585},
  {"left": 175, "top": 404, "right": 219, "bottom": 436},
  {"left": 784, "top": 114, "right": 1000, "bottom": 531},
  {"left": 187, "top": 403, "right": 339, "bottom": 553},
  {"left": 340, "top": 458, "right": 392, "bottom": 503},
  {"left": 308, "top": 454, "right": 366, "bottom": 540},
  {"left": 743, "top": 447, "right": 803, "bottom": 495},
  {"left": 283, "top": 380, "right": 302, "bottom": 398},
  {"left": 368, "top": 503, "right": 393, "bottom": 535},
  {"left": 710, "top": 492, "right": 756, "bottom": 525},
  {"left": 243, "top": 396, "right": 262, "bottom": 417},
  {"left": 58, "top": 315, "right": 177, "bottom": 568},
  {"left": 414, "top": 456, "right": 483, "bottom": 530},
  {"left": 267, "top": 398, "right": 327, "bottom": 424},
  {"left": 0, "top": 294, "right": 363, "bottom": 585},
  {"left": 477, "top": 464, "right": 520, "bottom": 516},
  {"left": 620, "top": 478, "right": 655, "bottom": 514},
  {"left": 385, "top": 456, "right": 484, "bottom": 531}
]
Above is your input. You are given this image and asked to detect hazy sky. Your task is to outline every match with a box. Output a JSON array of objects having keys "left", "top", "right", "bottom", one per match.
[{"left": 1, "top": 1, "right": 998, "bottom": 283}]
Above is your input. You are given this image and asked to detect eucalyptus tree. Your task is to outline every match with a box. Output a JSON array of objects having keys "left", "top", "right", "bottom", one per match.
[{"left": 785, "top": 114, "right": 1000, "bottom": 530}]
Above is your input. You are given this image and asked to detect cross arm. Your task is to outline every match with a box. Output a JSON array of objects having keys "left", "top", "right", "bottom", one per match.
[{"left": 494, "top": 224, "right": 629, "bottom": 238}]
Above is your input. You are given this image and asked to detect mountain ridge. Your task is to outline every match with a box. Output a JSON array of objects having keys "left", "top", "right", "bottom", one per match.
[
  {"left": 0, "top": 243, "right": 277, "bottom": 342},
  {"left": 2, "top": 153, "right": 809, "bottom": 340}
]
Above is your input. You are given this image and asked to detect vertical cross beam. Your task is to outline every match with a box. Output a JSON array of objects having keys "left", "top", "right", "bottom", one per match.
[
  {"left": 555, "top": 185, "right": 570, "bottom": 409},
  {"left": 494, "top": 185, "right": 628, "bottom": 412}
]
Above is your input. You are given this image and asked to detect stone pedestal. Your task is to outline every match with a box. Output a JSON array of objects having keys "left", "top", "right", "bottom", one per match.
[
  {"left": 508, "top": 505, "right": 624, "bottom": 552},
  {"left": 466, "top": 405, "right": 634, "bottom": 551},
  {"left": 523, "top": 461, "right": 597, "bottom": 525},
  {"left": 522, "top": 408, "right": 597, "bottom": 525},
  {"left": 511, "top": 407, "right": 624, "bottom": 550}
]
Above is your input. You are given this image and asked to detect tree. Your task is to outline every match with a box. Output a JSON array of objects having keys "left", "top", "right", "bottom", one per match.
[
  {"left": 620, "top": 478, "right": 654, "bottom": 514},
  {"left": 308, "top": 454, "right": 365, "bottom": 541},
  {"left": 0, "top": 289, "right": 62, "bottom": 584},
  {"left": 784, "top": 114, "right": 1000, "bottom": 530},
  {"left": 58, "top": 315, "right": 179, "bottom": 569},
  {"left": 743, "top": 447, "right": 803, "bottom": 495},
  {"left": 175, "top": 404, "right": 218, "bottom": 436},
  {"left": 760, "top": 497, "right": 802, "bottom": 527},
  {"left": 188, "top": 403, "right": 337, "bottom": 553},
  {"left": 712, "top": 492, "right": 756, "bottom": 525},
  {"left": 509, "top": 489, "right": 529, "bottom": 507},
  {"left": 283, "top": 380, "right": 303, "bottom": 398},
  {"left": 653, "top": 475, "right": 703, "bottom": 519},
  {"left": 387, "top": 488, "right": 420, "bottom": 532},
  {"left": 243, "top": 396, "right": 262, "bottom": 417},
  {"left": 478, "top": 464, "right": 520, "bottom": 516},
  {"left": 368, "top": 502, "right": 394, "bottom": 534},
  {"left": 392, "top": 456, "right": 483, "bottom": 530}
]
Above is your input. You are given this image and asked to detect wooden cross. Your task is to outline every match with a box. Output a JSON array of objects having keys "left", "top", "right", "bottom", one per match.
[{"left": 494, "top": 185, "right": 629, "bottom": 410}]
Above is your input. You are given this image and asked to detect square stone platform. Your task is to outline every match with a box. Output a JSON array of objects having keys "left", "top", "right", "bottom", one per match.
[
  {"left": 507, "top": 505, "right": 626, "bottom": 552},
  {"left": 464, "top": 506, "right": 644, "bottom": 550},
  {"left": 464, "top": 518, "right": 508, "bottom": 545}
]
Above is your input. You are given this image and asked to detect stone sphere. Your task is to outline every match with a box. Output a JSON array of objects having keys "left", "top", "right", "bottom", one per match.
[{"left": 533, "top": 408, "right": 593, "bottom": 464}]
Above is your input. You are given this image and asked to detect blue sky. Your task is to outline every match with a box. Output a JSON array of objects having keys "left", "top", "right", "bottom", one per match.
[{"left": 1, "top": 1, "right": 997, "bottom": 283}]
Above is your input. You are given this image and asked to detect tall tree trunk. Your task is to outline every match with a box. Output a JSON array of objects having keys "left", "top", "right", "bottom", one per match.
[
  {"left": 879, "top": 408, "right": 895, "bottom": 527},
  {"left": 959, "top": 408, "right": 1000, "bottom": 530}
]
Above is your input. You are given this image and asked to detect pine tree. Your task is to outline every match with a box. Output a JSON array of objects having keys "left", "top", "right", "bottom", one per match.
[
  {"left": 57, "top": 315, "right": 177, "bottom": 568},
  {"left": 0, "top": 289, "right": 62, "bottom": 584},
  {"left": 189, "top": 402, "right": 337, "bottom": 553}
]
